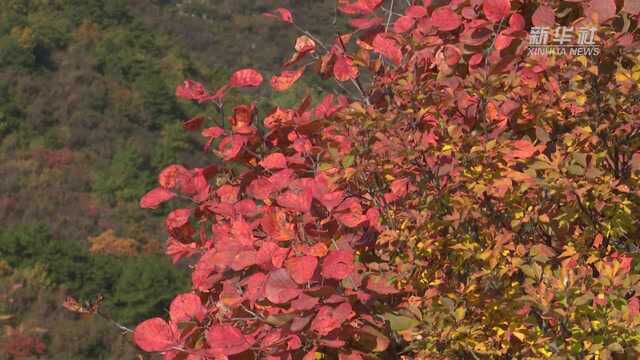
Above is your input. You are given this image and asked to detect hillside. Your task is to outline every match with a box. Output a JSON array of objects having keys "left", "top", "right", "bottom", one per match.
[{"left": 0, "top": 1, "right": 335, "bottom": 358}]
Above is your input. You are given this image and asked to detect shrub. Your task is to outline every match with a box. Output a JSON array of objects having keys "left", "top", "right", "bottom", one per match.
[{"left": 131, "top": 1, "right": 640, "bottom": 359}]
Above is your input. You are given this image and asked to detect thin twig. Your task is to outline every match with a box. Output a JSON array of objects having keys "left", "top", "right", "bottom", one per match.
[
  {"left": 96, "top": 311, "right": 133, "bottom": 334},
  {"left": 336, "top": 33, "right": 370, "bottom": 104},
  {"left": 484, "top": 17, "right": 506, "bottom": 67},
  {"left": 385, "top": 0, "right": 395, "bottom": 32}
]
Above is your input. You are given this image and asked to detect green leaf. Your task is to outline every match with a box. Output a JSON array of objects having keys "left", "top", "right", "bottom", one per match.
[
  {"left": 383, "top": 312, "right": 419, "bottom": 332},
  {"left": 341, "top": 154, "right": 355, "bottom": 168}
]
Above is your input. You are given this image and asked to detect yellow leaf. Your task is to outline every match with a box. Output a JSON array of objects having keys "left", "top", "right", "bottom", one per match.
[
  {"left": 576, "top": 55, "right": 588, "bottom": 67},
  {"left": 454, "top": 307, "right": 466, "bottom": 322},
  {"left": 615, "top": 70, "right": 631, "bottom": 82},
  {"left": 512, "top": 331, "right": 526, "bottom": 341}
]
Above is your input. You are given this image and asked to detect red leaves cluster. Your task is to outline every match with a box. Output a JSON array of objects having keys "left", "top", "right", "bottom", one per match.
[{"left": 136, "top": 75, "right": 390, "bottom": 355}]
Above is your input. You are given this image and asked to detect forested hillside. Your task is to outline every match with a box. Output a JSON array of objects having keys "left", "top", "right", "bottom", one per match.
[{"left": 0, "top": 0, "right": 334, "bottom": 358}]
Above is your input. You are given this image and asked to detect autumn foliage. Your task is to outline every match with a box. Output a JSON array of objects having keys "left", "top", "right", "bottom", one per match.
[{"left": 132, "top": 0, "right": 640, "bottom": 358}]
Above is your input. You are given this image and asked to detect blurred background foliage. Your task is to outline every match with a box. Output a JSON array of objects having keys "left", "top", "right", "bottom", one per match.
[{"left": 0, "top": 0, "right": 342, "bottom": 358}]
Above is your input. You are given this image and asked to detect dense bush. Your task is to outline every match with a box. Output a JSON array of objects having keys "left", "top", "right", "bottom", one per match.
[{"left": 132, "top": 0, "right": 640, "bottom": 359}]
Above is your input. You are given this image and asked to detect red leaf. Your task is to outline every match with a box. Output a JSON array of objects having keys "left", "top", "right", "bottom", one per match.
[
  {"left": 272, "top": 246, "right": 290, "bottom": 268},
  {"left": 624, "top": 0, "right": 640, "bottom": 14},
  {"left": 242, "top": 272, "right": 267, "bottom": 305},
  {"left": 176, "top": 80, "right": 207, "bottom": 101},
  {"left": 365, "top": 207, "right": 383, "bottom": 231},
  {"left": 431, "top": 7, "right": 462, "bottom": 31},
  {"left": 315, "top": 190, "right": 344, "bottom": 211},
  {"left": 165, "top": 208, "right": 191, "bottom": 231},
  {"left": 585, "top": 0, "right": 617, "bottom": 24},
  {"left": 483, "top": 0, "right": 511, "bottom": 22},
  {"left": 263, "top": 8, "right": 294, "bottom": 24},
  {"left": 217, "top": 184, "right": 239, "bottom": 203},
  {"left": 202, "top": 126, "right": 224, "bottom": 137},
  {"left": 256, "top": 241, "right": 280, "bottom": 269},
  {"left": 230, "top": 104, "right": 256, "bottom": 135},
  {"left": 218, "top": 135, "right": 246, "bottom": 160},
  {"left": 406, "top": 5, "right": 428, "bottom": 18},
  {"left": 365, "top": 275, "right": 399, "bottom": 294},
  {"left": 182, "top": 116, "right": 204, "bottom": 131},
  {"left": 192, "top": 250, "right": 222, "bottom": 291},
  {"left": 393, "top": 16, "right": 416, "bottom": 33},
  {"left": 505, "top": 139, "right": 541, "bottom": 160},
  {"left": 288, "top": 335, "right": 302, "bottom": 350},
  {"left": 286, "top": 256, "right": 318, "bottom": 284},
  {"left": 508, "top": 13, "right": 525, "bottom": 31},
  {"left": 333, "top": 55, "right": 359, "bottom": 82},
  {"left": 338, "top": 0, "right": 383, "bottom": 15},
  {"left": 234, "top": 200, "right": 257, "bottom": 217},
  {"left": 169, "top": 293, "right": 206, "bottom": 323},
  {"left": 206, "top": 325, "right": 252, "bottom": 356},
  {"left": 494, "top": 32, "right": 513, "bottom": 50},
  {"left": 321, "top": 250, "right": 355, "bottom": 280},
  {"left": 271, "top": 68, "right": 305, "bottom": 91},
  {"left": 291, "top": 293, "right": 320, "bottom": 311},
  {"left": 469, "top": 53, "right": 483, "bottom": 68},
  {"left": 277, "top": 187, "right": 313, "bottom": 213},
  {"left": 310, "top": 303, "right": 355, "bottom": 336},
  {"left": 265, "top": 268, "right": 301, "bottom": 304},
  {"left": 231, "top": 250, "right": 258, "bottom": 271},
  {"left": 335, "top": 212, "right": 367, "bottom": 229},
  {"left": 442, "top": 44, "right": 462, "bottom": 66},
  {"left": 220, "top": 281, "right": 243, "bottom": 307},
  {"left": 229, "top": 68, "right": 264, "bottom": 88},
  {"left": 158, "top": 164, "right": 190, "bottom": 189},
  {"left": 304, "top": 243, "right": 329, "bottom": 257},
  {"left": 158, "top": 165, "right": 199, "bottom": 195},
  {"left": 247, "top": 177, "right": 275, "bottom": 200},
  {"left": 383, "top": 177, "right": 409, "bottom": 203},
  {"left": 264, "top": 107, "right": 295, "bottom": 128},
  {"left": 260, "top": 153, "right": 288, "bottom": 170},
  {"left": 261, "top": 329, "right": 285, "bottom": 349},
  {"left": 295, "top": 35, "right": 316, "bottom": 53},
  {"left": 166, "top": 238, "right": 198, "bottom": 264},
  {"left": 372, "top": 34, "right": 402, "bottom": 66},
  {"left": 532, "top": 5, "right": 555, "bottom": 27},
  {"left": 133, "top": 318, "right": 178, "bottom": 352},
  {"left": 140, "top": 187, "right": 175, "bottom": 209},
  {"left": 314, "top": 94, "right": 346, "bottom": 119},
  {"left": 349, "top": 16, "right": 383, "bottom": 29}
]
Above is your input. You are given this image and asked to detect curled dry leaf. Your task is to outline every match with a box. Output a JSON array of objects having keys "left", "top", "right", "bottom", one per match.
[{"left": 271, "top": 68, "right": 305, "bottom": 91}]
